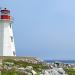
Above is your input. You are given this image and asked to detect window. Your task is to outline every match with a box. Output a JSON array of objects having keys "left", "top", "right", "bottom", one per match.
[
  {"left": 13, "top": 51, "right": 16, "bottom": 56},
  {"left": 10, "top": 23, "right": 11, "bottom": 28},
  {"left": 10, "top": 36, "right": 13, "bottom": 42}
]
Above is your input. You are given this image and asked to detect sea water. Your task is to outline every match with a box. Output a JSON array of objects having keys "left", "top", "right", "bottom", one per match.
[{"left": 45, "top": 60, "right": 75, "bottom": 64}]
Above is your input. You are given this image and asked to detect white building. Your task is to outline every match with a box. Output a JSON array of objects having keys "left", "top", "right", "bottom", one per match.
[{"left": 0, "top": 8, "right": 16, "bottom": 56}]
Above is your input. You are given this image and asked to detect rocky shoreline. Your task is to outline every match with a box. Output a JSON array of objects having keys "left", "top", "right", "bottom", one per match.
[{"left": 0, "top": 56, "right": 75, "bottom": 75}]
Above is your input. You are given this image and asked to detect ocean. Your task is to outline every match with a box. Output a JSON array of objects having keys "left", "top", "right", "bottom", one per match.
[{"left": 45, "top": 60, "right": 75, "bottom": 64}]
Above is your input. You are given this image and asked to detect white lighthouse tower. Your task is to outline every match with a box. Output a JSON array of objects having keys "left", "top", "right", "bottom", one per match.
[{"left": 0, "top": 8, "right": 16, "bottom": 56}]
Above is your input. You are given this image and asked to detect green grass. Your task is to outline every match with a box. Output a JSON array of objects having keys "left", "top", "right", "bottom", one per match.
[
  {"left": 2, "top": 59, "right": 46, "bottom": 74},
  {"left": 35, "top": 72, "right": 40, "bottom": 75},
  {"left": 1, "top": 70, "right": 27, "bottom": 75},
  {"left": 2, "top": 70, "right": 17, "bottom": 75},
  {"left": 64, "top": 68, "right": 75, "bottom": 75}
]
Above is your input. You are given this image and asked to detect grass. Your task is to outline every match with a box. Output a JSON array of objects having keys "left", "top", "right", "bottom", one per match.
[
  {"left": 1, "top": 70, "right": 27, "bottom": 75},
  {"left": 2, "top": 59, "right": 46, "bottom": 75},
  {"left": 64, "top": 68, "right": 75, "bottom": 75}
]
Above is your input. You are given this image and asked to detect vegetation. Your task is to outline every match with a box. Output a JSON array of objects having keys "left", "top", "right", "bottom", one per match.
[
  {"left": 3, "top": 59, "right": 46, "bottom": 71},
  {"left": 2, "top": 70, "right": 17, "bottom": 75},
  {"left": 3, "top": 59, "right": 75, "bottom": 75},
  {"left": 1, "top": 70, "right": 27, "bottom": 75},
  {"left": 2, "top": 59, "right": 46, "bottom": 75},
  {"left": 64, "top": 68, "right": 75, "bottom": 75}
]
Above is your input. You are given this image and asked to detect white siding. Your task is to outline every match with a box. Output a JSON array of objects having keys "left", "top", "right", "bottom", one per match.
[
  {"left": 0, "top": 20, "right": 16, "bottom": 56},
  {"left": 0, "top": 21, "right": 4, "bottom": 56}
]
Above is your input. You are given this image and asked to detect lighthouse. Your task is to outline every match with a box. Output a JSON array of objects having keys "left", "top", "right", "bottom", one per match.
[{"left": 0, "top": 8, "right": 16, "bottom": 56}]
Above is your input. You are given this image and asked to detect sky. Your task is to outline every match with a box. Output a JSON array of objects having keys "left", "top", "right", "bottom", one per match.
[{"left": 0, "top": 0, "right": 75, "bottom": 60}]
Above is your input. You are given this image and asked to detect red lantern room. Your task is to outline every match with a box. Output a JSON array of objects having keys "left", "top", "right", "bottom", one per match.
[{"left": 0, "top": 8, "right": 10, "bottom": 20}]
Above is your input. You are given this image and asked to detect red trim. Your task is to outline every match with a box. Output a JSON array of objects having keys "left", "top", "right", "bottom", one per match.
[{"left": 1, "top": 15, "right": 10, "bottom": 19}]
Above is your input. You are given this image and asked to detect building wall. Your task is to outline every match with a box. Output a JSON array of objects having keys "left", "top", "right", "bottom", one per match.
[
  {"left": 3, "top": 21, "right": 16, "bottom": 56},
  {"left": 0, "top": 20, "right": 16, "bottom": 56},
  {"left": 0, "top": 21, "right": 4, "bottom": 56},
  {"left": 9, "top": 23, "right": 16, "bottom": 56}
]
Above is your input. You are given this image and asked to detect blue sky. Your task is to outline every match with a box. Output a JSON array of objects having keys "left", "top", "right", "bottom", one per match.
[{"left": 0, "top": 0, "right": 75, "bottom": 60}]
